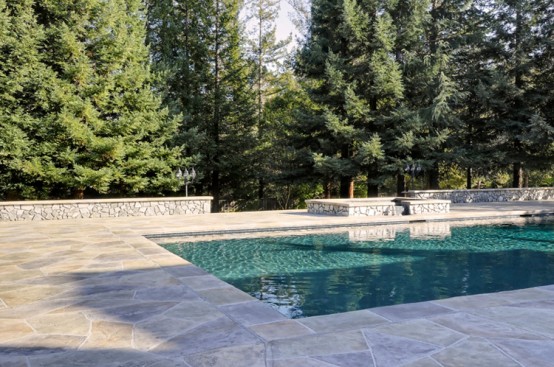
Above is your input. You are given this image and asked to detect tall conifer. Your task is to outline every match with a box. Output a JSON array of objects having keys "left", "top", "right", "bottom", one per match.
[{"left": 0, "top": 0, "right": 181, "bottom": 199}]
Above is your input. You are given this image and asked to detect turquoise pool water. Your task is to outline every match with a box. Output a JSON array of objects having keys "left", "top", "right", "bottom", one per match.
[{"left": 163, "top": 219, "right": 554, "bottom": 318}]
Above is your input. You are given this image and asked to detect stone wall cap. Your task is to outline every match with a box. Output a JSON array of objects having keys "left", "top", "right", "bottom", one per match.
[
  {"left": 0, "top": 196, "right": 214, "bottom": 206},
  {"left": 407, "top": 187, "right": 553, "bottom": 193},
  {"left": 400, "top": 199, "right": 451, "bottom": 204},
  {"left": 306, "top": 198, "right": 399, "bottom": 207}
]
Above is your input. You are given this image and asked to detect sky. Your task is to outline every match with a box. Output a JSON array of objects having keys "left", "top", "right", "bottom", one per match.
[{"left": 275, "top": 1, "right": 297, "bottom": 42}]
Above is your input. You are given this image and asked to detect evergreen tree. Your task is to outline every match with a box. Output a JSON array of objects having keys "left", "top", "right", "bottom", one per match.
[
  {"left": 148, "top": 0, "right": 257, "bottom": 211},
  {"left": 297, "top": 0, "right": 387, "bottom": 198},
  {"left": 482, "top": 0, "right": 554, "bottom": 187},
  {"left": 0, "top": 0, "right": 51, "bottom": 199},
  {"left": 0, "top": 0, "right": 182, "bottom": 199}
]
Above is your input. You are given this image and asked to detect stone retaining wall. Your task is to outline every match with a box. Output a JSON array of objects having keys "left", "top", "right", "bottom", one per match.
[
  {"left": 400, "top": 199, "right": 451, "bottom": 215},
  {"left": 306, "top": 198, "right": 450, "bottom": 217},
  {"left": 306, "top": 199, "right": 400, "bottom": 217},
  {"left": 406, "top": 187, "right": 554, "bottom": 203},
  {"left": 0, "top": 197, "right": 212, "bottom": 221}
]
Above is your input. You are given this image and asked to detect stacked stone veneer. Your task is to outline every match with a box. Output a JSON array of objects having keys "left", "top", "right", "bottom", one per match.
[
  {"left": 306, "top": 198, "right": 450, "bottom": 217},
  {"left": 306, "top": 199, "right": 399, "bottom": 217},
  {"left": 0, "top": 197, "right": 212, "bottom": 221},
  {"left": 406, "top": 187, "right": 554, "bottom": 203},
  {"left": 400, "top": 199, "right": 450, "bottom": 215}
]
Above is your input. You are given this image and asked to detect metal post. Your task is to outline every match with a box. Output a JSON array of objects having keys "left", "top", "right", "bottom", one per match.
[{"left": 176, "top": 167, "right": 196, "bottom": 197}]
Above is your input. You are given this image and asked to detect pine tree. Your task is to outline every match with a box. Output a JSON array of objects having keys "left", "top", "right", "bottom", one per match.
[
  {"left": 296, "top": 0, "right": 388, "bottom": 198},
  {"left": 483, "top": 0, "right": 554, "bottom": 187},
  {"left": 244, "top": 0, "right": 290, "bottom": 204},
  {"left": 1, "top": 0, "right": 182, "bottom": 199},
  {"left": 148, "top": 0, "right": 257, "bottom": 211},
  {"left": 0, "top": 0, "right": 51, "bottom": 199}
]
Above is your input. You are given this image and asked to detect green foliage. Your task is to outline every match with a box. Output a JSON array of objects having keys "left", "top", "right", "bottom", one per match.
[
  {"left": 147, "top": 0, "right": 257, "bottom": 210},
  {"left": 0, "top": 0, "right": 182, "bottom": 199},
  {"left": 2, "top": 0, "right": 552, "bottom": 206}
]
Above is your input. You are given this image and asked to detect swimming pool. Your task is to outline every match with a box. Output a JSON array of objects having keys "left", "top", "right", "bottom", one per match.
[{"left": 163, "top": 218, "right": 554, "bottom": 318}]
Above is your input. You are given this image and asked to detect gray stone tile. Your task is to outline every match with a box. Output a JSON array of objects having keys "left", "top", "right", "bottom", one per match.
[
  {"left": 27, "top": 312, "right": 90, "bottom": 336},
  {"left": 537, "top": 284, "right": 554, "bottom": 292},
  {"left": 363, "top": 330, "right": 439, "bottom": 367},
  {"left": 431, "top": 312, "right": 546, "bottom": 340},
  {"left": 371, "top": 302, "right": 453, "bottom": 322},
  {"left": 492, "top": 338, "right": 554, "bottom": 367},
  {"left": 18, "top": 257, "right": 65, "bottom": 270},
  {"left": 150, "top": 317, "right": 260, "bottom": 357},
  {"left": 86, "top": 301, "right": 178, "bottom": 323},
  {"left": 0, "top": 319, "right": 34, "bottom": 342},
  {"left": 401, "top": 357, "right": 443, "bottom": 367},
  {"left": 431, "top": 338, "right": 521, "bottom": 367},
  {"left": 298, "top": 310, "right": 388, "bottom": 333},
  {"left": 50, "top": 298, "right": 138, "bottom": 314},
  {"left": 198, "top": 287, "right": 255, "bottom": 305},
  {"left": 0, "top": 285, "right": 65, "bottom": 307},
  {"left": 0, "top": 335, "right": 85, "bottom": 357},
  {"left": 492, "top": 288, "right": 554, "bottom": 304},
  {"left": 314, "top": 351, "right": 375, "bottom": 367},
  {"left": 17, "top": 274, "right": 89, "bottom": 286},
  {"left": 272, "top": 358, "right": 338, "bottom": 367},
  {"left": 81, "top": 320, "right": 133, "bottom": 349},
  {"left": 432, "top": 293, "right": 509, "bottom": 311},
  {"left": 94, "top": 269, "right": 181, "bottom": 287},
  {"left": 93, "top": 251, "right": 145, "bottom": 262},
  {"left": 470, "top": 306, "right": 554, "bottom": 337},
  {"left": 250, "top": 320, "right": 315, "bottom": 341},
  {"left": 183, "top": 343, "right": 266, "bottom": 367},
  {"left": 179, "top": 275, "right": 233, "bottom": 291},
  {"left": 219, "top": 301, "right": 286, "bottom": 326},
  {"left": 116, "top": 358, "right": 189, "bottom": 367},
  {"left": 505, "top": 299, "right": 554, "bottom": 310},
  {"left": 0, "top": 356, "right": 28, "bottom": 367},
  {"left": 0, "top": 270, "right": 44, "bottom": 284},
  {"left": 134, "top": 285, "right": 201, "bottom": 302},
  {"left": 270, "top": 330, "right": 369, "bottom": 359},
  {"left": 162, "top": 300, "right": 224, "bottom": 321},
  {"left": 134, "top": 307, "right": 226, "bottom": 351},
  {"left": 371, "top": 319, "right": 465, "bottom": 347},
  {"left": 56, "top": 284, "right": 137, "bottom": 300},
  {"left": 164, "top": 265, "right": 209, "bottom": 278},
  {"left": 28, "top": 349, "right": 156, "bottom": 367}
]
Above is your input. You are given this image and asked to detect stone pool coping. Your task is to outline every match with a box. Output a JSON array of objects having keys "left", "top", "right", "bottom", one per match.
[{"left": 0, "top": 200, "right": 553, "bottom": 366}]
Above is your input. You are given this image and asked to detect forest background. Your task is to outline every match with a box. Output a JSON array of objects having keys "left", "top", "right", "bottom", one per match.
[{"left": 0, "top": 0, "right": 552, "bottom": 212}]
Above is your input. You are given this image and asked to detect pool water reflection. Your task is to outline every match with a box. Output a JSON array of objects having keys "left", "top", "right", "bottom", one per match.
[{"left": 163, "top": 219, "right": 554, "bottom": 318}]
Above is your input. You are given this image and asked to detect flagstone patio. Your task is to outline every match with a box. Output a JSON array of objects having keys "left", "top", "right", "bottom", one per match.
[{"left": 0, "top": 201, "right": 553, "bottom": 366}]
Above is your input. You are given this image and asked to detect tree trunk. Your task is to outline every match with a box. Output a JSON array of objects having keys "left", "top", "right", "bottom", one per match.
[
  {"left": 367, "top": 182, "right": 379, "bottom": 197},
  {"left": 396, "top": 173, "right": 405, "bottom": 196},
  {"left": 324, "top": 180, "right": 332, "bottom": 199},
  {"left": 258, "top": 178, "right": 265, "bottom": 209},
  {"left": 428, "top": 162, "right": 440, "bottom": 189},
  {"left": 466, "top": 167, "right": 472, "bottom": 189},
  {"left": 512, "top": 162, "right": 523, "bottom": 188},
  {"left": 340, "top": 176, "right": 352, "bottom": 198},
  {"left": 72, "top": 188, "right": 84, "bottom": 199}
]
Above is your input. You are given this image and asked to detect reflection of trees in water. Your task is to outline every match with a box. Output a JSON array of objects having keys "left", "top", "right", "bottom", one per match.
[
  {"left": 230, "top": 247, "right": 554, "bottom": 318},
  {"left": 167, "top": 220, "right": 554, "bottom": 318}
]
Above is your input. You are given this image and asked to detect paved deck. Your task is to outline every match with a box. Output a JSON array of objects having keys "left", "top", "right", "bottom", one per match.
[{"left": 0, "top": 201, "right": 553, "bottom": 367}]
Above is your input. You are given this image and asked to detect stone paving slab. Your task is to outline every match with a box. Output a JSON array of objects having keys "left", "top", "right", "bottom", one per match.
[{"left": 0, "top": 201, "right": 553, "bottom": 366}]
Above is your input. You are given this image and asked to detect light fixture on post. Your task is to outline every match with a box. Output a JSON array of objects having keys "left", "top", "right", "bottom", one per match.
[{"left": 176, "top": 167, "right": 196, "bottom": 197}]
